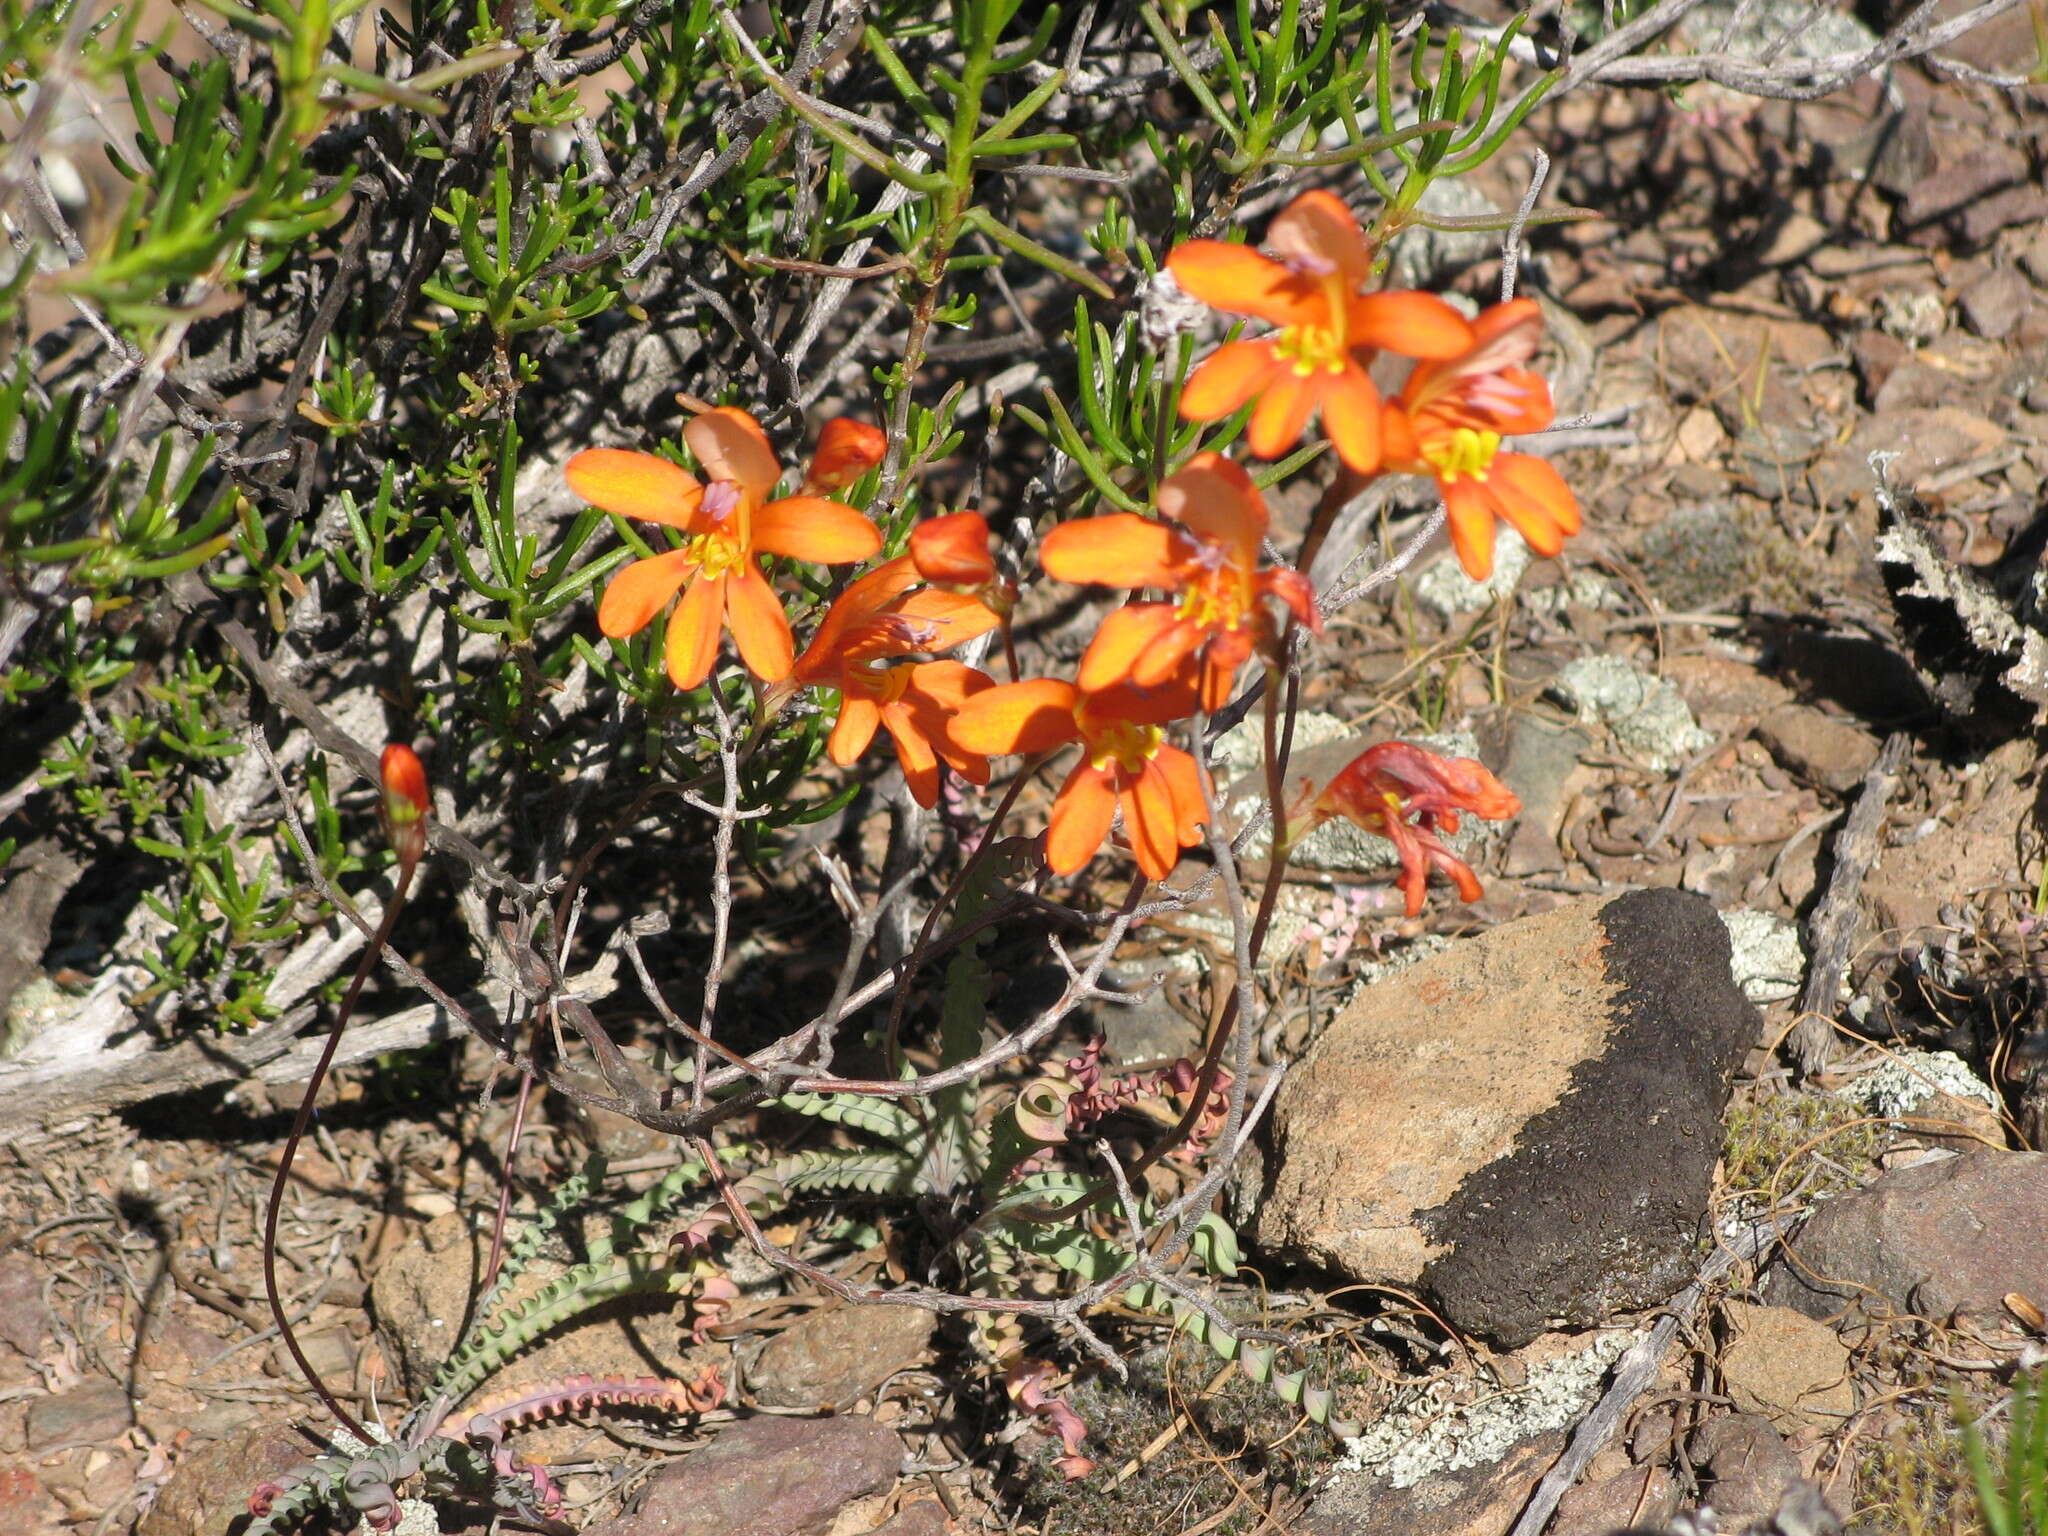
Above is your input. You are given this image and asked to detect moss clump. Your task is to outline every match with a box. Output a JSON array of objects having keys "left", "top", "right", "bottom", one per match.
[
  {"left": 1722, "top": 1089, "right": 1887, "bottom": 1203},
  {"left": 1853, "top": 1398, "right": 1989, "bottom": 1536}
]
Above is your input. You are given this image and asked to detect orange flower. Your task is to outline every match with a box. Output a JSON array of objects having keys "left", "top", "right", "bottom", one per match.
[
  {"left": 951, "top": 650, "right": 1207, "bottom": 881},
  {"left": 379, "top": 743, "right": 429, "bottom": 866},
  {"left": 568, "top": 409, "right": 882, "bottom": 690},
  {"left": 804, "top": 418, "right": 887, "bottom": 493},
  {"left": 1302, "top": 742, "right": 1520, "bottom": 916},
  {"left": 1378, "top": 298, "right": 1582, "bottom": 581},
  {"left": 791, "top": 554, "right": 1001, "bottom": 807},
  {"left": 911, "top": 510, "right": 1016, "bottom": 613},
  {"left": 1040, "top": 453, "right": 1320, "bottom": 711},
  {"left": 1168, "top": 190, "right": 1474, "bottom": 470}
]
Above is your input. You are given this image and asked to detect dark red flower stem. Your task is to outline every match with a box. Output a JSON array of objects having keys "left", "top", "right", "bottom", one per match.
[{"left": 261, "top": 852, "right": 417, "bottom": 1444}]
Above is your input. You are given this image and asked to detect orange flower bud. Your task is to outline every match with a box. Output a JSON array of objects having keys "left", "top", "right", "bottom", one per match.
[
  {"left": 804, "top": 418, "right": 887, "bottom": 492},
  {"left": 379, "top": 743, "right": 429, "bottom": 866},
  {"left": 911, "top": 510, "right": 997, "bottom": 587}
]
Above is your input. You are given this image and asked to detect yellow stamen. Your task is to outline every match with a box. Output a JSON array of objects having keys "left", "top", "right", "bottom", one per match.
[
  {"left": 684, "top": 530, "right": 745, "bottom": 579},
  {"left": 1089, "top": 720, "right": 1163, "bottom": 775},
  {"left": 1419, "top": 427, "right": 1500, "bottom": 484},
  {"left": 1273, "top": 323, "right": 1347, "bottom": 378}
]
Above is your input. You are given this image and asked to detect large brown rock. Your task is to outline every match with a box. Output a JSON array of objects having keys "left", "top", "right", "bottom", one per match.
[
  {"left": 749, "top": 1302, "right": 935, "bottom": 1410},
  {"left": 1253, "top": 888, "right": 1757, "bottom": 1345},
  {"left": 1765, "top": 1148, "right": 2048, "bottom": 1324},
  {"left": 580, "top": 1415, "right": 902, "bottom": 1536}
]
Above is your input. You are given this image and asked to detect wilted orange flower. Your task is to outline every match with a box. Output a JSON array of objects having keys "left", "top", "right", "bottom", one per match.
[
  {"left": 804, "top": 418, "right": 887, "bottom": 493},
  {"left": 1168, "top": 190, "right": 1474, "bottom": 470},
  {"left": 379, "top": 743, "right": 429, "bottom": 866},
  {"left": 791, "top": 554, "right": 1001, "bottom": 807},
  {"left": 1040, "top": 453, "right": 1320, "bottom": 711},
  {"left": 1379, "top": 298, "right": 1581, "bottom": 582},
  {"left": 568, "top": 409, "right": 882, "bottom": 690},
  {"left": 1301, "top": 742, "right": 1520, "bottom": 917},
  {"left": 950, "top": 655, "right": 1206, "bottom": 881}
]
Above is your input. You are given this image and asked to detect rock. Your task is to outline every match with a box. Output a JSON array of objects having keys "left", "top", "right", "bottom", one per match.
[
  {"left": 579, "top": 1415, "right": 902, "bottom": 1536},
  {"left": 1414, "top": 529, "right": 1532, "bottom": 616},
  {"left": 1752, "top": 704, "right": 1881, "bottom": 794},
  {"left": 1721, "top": 910, "right": 1805, "bottom": 1004},
  {"left": 0, "top": 1252, "right": 55, "bottom": 1356},
  {"left": 1757, "top": 211, "right": 1828, "bottom": 268},
  {"left": 24, "top": 1380, "right": 131, "bottom": 1451},
  {"left": 137, "top": 1426, "right": 317, "bottom": 1536},
  {"left": 1836, "top": 1048, "right": 1999, "bottom": 1121},
  {"left": 1552, "top": 656, "right": 1714, "bottom": 774},
  {"left": 1691, "top": 1414, "right": 1802, "bottom": 1529},
  {"left": 1959, "top": 267, "right": 2033, "bottom": 341},
  {"left": 1765, "top": 1148, "right": 2048, "bottom": 1324},
  {"left": 1861, "top": 738, "right": 2033, "bottom": 940},
  {"left": 1876, "top": 285, "right": 1947, "bottom": 348},
  {"left": 0, "top": 1468, "right": 63, "bottom": 1536},
  {"left": 862, "top": 1503, "right": 949, "bottom": 1536},
  {"left": 2023, "top": 227, "right": 2048, "bottom": 288},
  {"left": 1550, "top": 1464, "right": 1681, "bottom": 1536},
  {"left": 1852, "top": 405, "right": 2003, "bottom": 490},
  {"left": 1254, "top": 889, "right": 1758, "bottom": 1345},
  {"left": 1636, "top": 502, "right": 1750, "bottom": 612},
  {"left": 1718, "top": 1303, "right": 1855, "bottom": 1427},
  {"left": 750, "top": 1303, "right": 935, "bottom": 1410},
  {"left": 1901, "top": 146, "right": 2033, "bottom": 244},
  {"left": 1308, "top": 1428, "right": 1565, "bottom": 1536},
  {"left": 1500, "top": 714, "right": 1594, "bottom": 878},
  {"left": 371, "top": 1209, "right": 699, "bottom": 1399}
]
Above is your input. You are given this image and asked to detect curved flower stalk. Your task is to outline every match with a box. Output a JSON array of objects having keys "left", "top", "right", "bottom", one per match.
[
  {"left": 1168, "top": 190, "right": 1473, "bottom": 469},
  {"left": 1040, "top": 452, "right": 1321, "bottom": 710},
  {"left": 790, "top": 553, "right": 1003, "bottom": 807},
  {"left": 568, "top": 408, "right": 883, "bottom": 690},
  {"left": 1298, "top": 741, "right": 1521, "bottom": 916},
  {"left": 1379, "top": 298, "right": 1582, "bottom": 581},
  {"left": 950, "top": 654, "right": 1207, "bottom": 881}
]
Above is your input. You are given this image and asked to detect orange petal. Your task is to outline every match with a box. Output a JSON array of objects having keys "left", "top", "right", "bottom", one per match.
[
  {"left": 723, "top": 560, "right": 796, "bottom": 682},
  {"left": 1166, "top": 242, "right": 1317, "bottom": 328},
  {"left": 1461, "top": 299, "right": 1545, "bottom": 372},
  {"left": 1041, "top": 515, "right": 1183, "bottom": 590},
  {"left": 881, "top": 700, "right": 943, "bottom": 807},
  {"left": 806, "top": 418, "right": 886, "bottom": 492},
  {"left": 1320, "top": 366, "right": 1383, "bottom": 473},
  {"left": 1156, "top": 452, "right": 1266, "bottom": 555},
  {"left": 1121, "top": 757, "right": 1184, "bottom": 880},
  {"left": 1156, "top": 744, "right": 1210, "bottom": 845},
  {"left": 828, "top": 693, "right": 882, "bottom": 765},
  {"left": 598, "top": 548, "right": 693, "bottom": 638},
  {"left": 664, "top": 571, "right": 725, "bottom": 689},
  {"left": 1130, "top": 615, "right": 1208, "bottom": 691},
  {"left": 910, "top": 511, "right": 996, "bottom": 586},
  {"left": 752, "top": 496, "right": 882, "bottom": 563},
  {"left": 1246, "top": 369, "right": 1317, "bottom": 459},
  {"left": 1260, "top": 566, "right": 1322, "bottom": 637},
  {"left": 1266, "top": 188, "right": 1375, "bottom": 294},
  {"left": 1178, "top": 340, "right": 1282, "bottom": 423},
  {"left": 1486, "top": 454, "right": 1581, "bottom": 555},
  {"left": 902, "top": 661, "right": 995, "bottom": 781},
  {"left": 951, "top": 677, "right": 1081, "bottom": 756},
  {"left": 684, "top": 407, "right": 783, "bottom": 500},
  {"left": 1348, "top": 291, "right": 1476, "bottom": 360},
  {"left": 1378, "top": 400, "right": 1422, "bottom": 469},
  {"left": 793, "top": 555, "right": 920, "bottom": 682},
  {"left": 1045, "top": 762, "right": 1117, "bottom": 875},
  {"left": 1078, "top": 604, "right": 1183, "bottom": 694},
  {"left": 1443, "top": 481, "right": 1500, "bottom": 582},
  {"left": 566, "top": 448, "right": 702, "bottom": 527},
  {"left": 894, "top": 588, "right": 1001, "bottom": 652}
]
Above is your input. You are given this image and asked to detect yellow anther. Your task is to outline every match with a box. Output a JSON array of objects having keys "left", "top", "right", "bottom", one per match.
[
  {"left": 684, "top": 530, "right": 745, "bottom": 579},
  {"left": 1419, "top": 427, "right": 1501, "bottom": 484},
  {"left": 1274, "top": 323, "right": 1347, "bottom": 377},
  {"left": 1089, "top": 720, "right": 1164, "bottom": 775}
]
